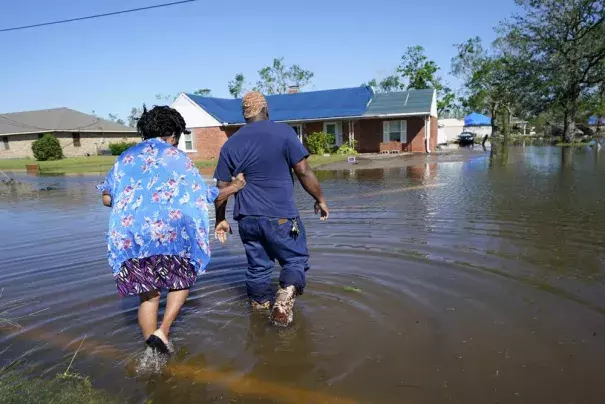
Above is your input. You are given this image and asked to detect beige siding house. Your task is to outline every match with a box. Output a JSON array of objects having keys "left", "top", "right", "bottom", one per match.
[{"left": 0, "top": 107, "right": 138, "bottom": 159}]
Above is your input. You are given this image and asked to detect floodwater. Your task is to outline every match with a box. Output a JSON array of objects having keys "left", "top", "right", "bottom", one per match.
[{"left": 1, "top": 146, "right": 605, "bottom": 403}]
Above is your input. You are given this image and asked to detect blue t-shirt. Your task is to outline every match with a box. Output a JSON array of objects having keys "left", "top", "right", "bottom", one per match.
[{"left": 214, "top": 120, "right": 309, "bottom": 220}]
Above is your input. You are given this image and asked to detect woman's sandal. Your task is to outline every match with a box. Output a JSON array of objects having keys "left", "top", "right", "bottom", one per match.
[{"left": 146, "top": 334, "right": 170, "bottom": 355}]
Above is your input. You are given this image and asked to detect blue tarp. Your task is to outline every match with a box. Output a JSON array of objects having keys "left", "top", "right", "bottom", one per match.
[
  {"left": 187, "top": 86, "right": 374, "bottom": 125},
  {"left": 464, "top": 112, "right": 492, "bottom": 127},
  {"left": 588, "top": 116, "right": 605, "bottom": 125}
]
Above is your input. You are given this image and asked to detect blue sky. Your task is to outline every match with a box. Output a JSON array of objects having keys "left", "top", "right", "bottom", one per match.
[{"left": 0, "top": 0, "right": 518, "bottom": 120}]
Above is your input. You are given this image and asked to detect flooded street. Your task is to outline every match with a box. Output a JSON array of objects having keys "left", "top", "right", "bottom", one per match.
[{"left": 1, "top": 146, "right": 605, "bottom": 403}]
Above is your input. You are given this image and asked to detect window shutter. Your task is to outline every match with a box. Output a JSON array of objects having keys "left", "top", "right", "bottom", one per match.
[
  {"left": 401, "top": 120, "right": 407, "bottom": 143},
  {"left": 382, "top": 121, "right": 390, "bottom": 143}
]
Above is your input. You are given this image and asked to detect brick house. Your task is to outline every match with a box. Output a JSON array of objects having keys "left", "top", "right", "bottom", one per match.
[
  {"left": 0, "top": 107, "right": 138, "bottom": 159},
  {"left": 171, "top": 86, "right": 438, "bottom": 160}
]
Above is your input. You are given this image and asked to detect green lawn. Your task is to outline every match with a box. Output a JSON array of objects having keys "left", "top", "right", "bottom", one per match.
[
  {"left": 0, "top": 371, "right": 118, "bottom": 404},
  {"left": 0, "top": 154, "right": 347, "bottom": 174}
]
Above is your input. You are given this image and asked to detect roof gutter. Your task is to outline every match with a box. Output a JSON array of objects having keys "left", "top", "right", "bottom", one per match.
[
  {"left": 0, "top": 129, "right": 137, "bottom": 136},
  {"left": 221, "top": 111, "right": 432, "bottom": 127}
]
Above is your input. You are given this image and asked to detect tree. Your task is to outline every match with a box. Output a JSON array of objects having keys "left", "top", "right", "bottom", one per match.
[
  {"left": 364, "top": 46, "right": 455, "bottom": 114},
  {"left": 127, "top": 107, "right": 143, "bottom": 128},
  {"left": 253, "top": 57, "right": 314, "bottom": 95},
  {"left": 193, "top": 88, "right": 212, "bottom": 96},
  {"left": 107, "top": 113, "right": 126, "bottom": 126},
  {"left": 452, "top": 37, "right": 523, "bottom": 140},
  {"left": 580, "top": 81, "right": 605, "bottom": 133},
  {"left": 155, "top": 93, "right": 172, "bottom": 102},
  {"left": 363, "top": 75, "right": 401, "bottom": 93},
  {"left": 398, "top": 45, "right": 456, "bottom": 114},
  {"left": 227, "top": 58, "right": 314, "bottom": 97},
  {"left": 498, "top": 0, "right": 605, "bottom": 142},
  {"left": 228, "top": 73, "right": 246, "bottom": 98}
]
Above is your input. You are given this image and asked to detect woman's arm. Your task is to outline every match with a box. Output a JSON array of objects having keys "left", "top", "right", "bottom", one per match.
[{"left": 214, "top": 173, "right": 245, "bottom": 206}]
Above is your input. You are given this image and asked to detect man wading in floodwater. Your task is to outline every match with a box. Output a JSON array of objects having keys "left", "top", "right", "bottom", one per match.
[{"left": 213, "top": 91, "right": 329, "bottom": 326}]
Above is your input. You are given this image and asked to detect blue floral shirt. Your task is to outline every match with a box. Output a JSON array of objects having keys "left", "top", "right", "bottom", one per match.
[{"left": 97, "top": 138, "right": 219, "bottom": 275}]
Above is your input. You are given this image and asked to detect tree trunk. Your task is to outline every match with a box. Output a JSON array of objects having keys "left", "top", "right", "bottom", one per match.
[
  {"left": 501, "top": 106, "right": 512, "bottom": 142},
  {"left": 561, "top": 145, "right": 573, "bottom": 169},
  {"left": 563, "top": 111, "right": 577, "bottom": 143},
  {"left": 563, "top": 87, "right": 580, "bottom": 143},
  {"left": 491, "top": 103, "right": 500, "bottom": 138}
]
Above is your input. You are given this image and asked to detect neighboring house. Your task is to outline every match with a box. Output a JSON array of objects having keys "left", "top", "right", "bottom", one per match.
[
  {"left": 171, "top": 86, "right": 438, "bottom": 159},
  {"left": 437, "top": 118, "right": 464, "bottom": 144},
  {"left": 463, "top": 112, "right": 492, "bottom": 138},
  {"left": 0, "top": 107, "right": 138, "bottom": 159}
]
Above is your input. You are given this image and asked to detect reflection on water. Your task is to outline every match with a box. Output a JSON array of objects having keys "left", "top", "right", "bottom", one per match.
[{"left": 1, "top": 146, "right": 605, "bottom": 403}]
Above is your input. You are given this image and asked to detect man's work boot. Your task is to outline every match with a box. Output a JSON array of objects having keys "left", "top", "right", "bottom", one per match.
[{"left": 270, "top": 285, "right": 297, "bottom": 326}]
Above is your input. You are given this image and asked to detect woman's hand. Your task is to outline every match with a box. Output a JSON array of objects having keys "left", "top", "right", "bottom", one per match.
[
  {"left": 215, "top": 220, "right": 231, "bottom": 244},
  {"left": 102, "top": 193, "right": 112, "bottom": 208},
  {"left": 230, "top": 173, "right": 246, "bottom": 191}
]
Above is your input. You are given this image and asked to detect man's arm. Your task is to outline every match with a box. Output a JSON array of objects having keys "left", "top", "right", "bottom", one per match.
[{"left": 293, "top": 158, "right": 329, "bottom": 220}]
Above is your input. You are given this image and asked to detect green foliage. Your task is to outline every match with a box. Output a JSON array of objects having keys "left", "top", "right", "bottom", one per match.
[
  {"left": 193, "top": 88, "right": 212, "bottom": 96},
  {"left": 32, "top": 134, "right": 63, "bottom": 161},
  {"left": 306, "top": 132, "right": 335, "bottom": 155},
  {"left": 336, "top": 140, "right": 358, "bottom": 155},
  {"left": 127, "top": 107, "right": 142, "bottom": 128},
  {"left": 452, "top": 37, "right": 522, "bottom": 139},
  {"left": 228, "top": 73, "right": 246, "bottom": 98},
  {"left": 364, "top": 45, "right": 455, "bottom": 114},
  {"left": 364, "top": 76, "right": 401, "bottom": 93},
  {"left": 0, "top": 371, "right": 117, "bottom": 404},
  {"left": 228, "top": 58, "right": 314, "bottom": 98},
  {"left": 398, "top": 45, "right": 441, "bottom": 89},
  {"left": 254, "top": 57, "right": 314, "bottom": 95},
  {"left": 154, "top": 93, "right": 172, "bottom": 102},
  {"left": 108, "top": 141, "right": 137, "bottom": 156},
  {"left": 496, "top": 0, "right": 605, "bottom": 141},
  {"left": 106, "top": 113, "right": 126, "bottom": 126}
]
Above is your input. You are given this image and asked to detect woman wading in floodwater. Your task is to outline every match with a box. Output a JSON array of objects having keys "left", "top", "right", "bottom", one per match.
[{"left": 98, "top": 106, "right": 244, "bottom": 354}]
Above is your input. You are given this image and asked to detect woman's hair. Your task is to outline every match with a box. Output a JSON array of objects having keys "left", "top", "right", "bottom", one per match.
[{"left": 137, "top": 105, "right": 188, "bottom": 141}]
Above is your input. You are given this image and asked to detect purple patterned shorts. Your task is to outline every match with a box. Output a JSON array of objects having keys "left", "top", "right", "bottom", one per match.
[{"left": 115, "top": 255, "right": 197, "bottom": 298}]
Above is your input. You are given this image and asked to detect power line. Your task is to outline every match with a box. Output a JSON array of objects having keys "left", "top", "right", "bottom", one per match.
[{"left": 0, "top": 0, "right": 200, "bottom": 33}]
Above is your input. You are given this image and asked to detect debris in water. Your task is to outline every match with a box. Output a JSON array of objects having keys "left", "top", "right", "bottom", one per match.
[{"left": 342, "top": 286, "right": 362, "bottom": 293}]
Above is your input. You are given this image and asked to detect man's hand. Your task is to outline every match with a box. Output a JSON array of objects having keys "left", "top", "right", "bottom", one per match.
[
  {"left": 314, "top": 200, "right": 329, "bottom": 220},
  {"left": 215, "top": 220, "right": 232, "bottom": 244}
]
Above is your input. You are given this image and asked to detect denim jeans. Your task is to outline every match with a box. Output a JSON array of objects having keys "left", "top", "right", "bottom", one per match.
[{"left": 238, "top": 216, "right": 310, "bottom": 304}]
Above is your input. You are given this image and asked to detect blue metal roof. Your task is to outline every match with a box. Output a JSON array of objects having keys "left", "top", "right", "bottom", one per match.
[
  {"left": 464, "top": 112, "right": 492, "bottom": 126},
  {"left": 186, "top": 86, "right": 374, "bottom": 125}
]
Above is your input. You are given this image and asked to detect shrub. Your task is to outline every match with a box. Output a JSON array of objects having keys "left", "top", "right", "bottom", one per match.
[
  {"left": 336, "top": 140, "right": 358, "bottom": 155},
  {"left": 306, "top": 132, "right": 335, "bottom": 155},
  {"left": 108, "top": 141, "right": 137, "bottom": 156},
  {"left": 32, "top": 133, "right": 63, "bottom": 161}
]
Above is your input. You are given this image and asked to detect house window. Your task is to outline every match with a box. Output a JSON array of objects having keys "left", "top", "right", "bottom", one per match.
[
  {"left": 182, "top": 130, "right": 194, "bottom": 151},
  {"left": 383, "top": 120, "right": 407, "bottom": 143},
  {"left": 323, "top": 122, "right": 343, "bottom": 146},
  {"left": 72, "top": 133, "right": 81, "bottom": 147},
  {"left": 2, "top": 136, "right": 9, "bottom": 150},
  {"left": 290, "top": 124, "right": 303, "bottom": 143}
]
